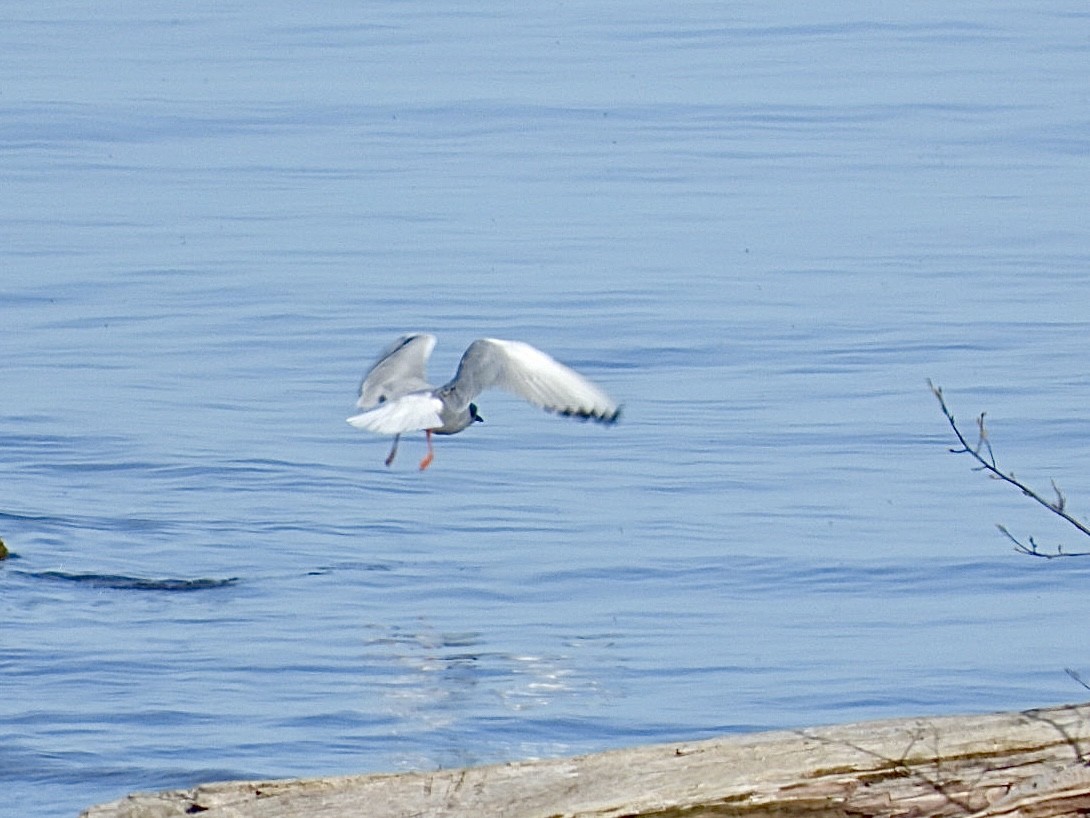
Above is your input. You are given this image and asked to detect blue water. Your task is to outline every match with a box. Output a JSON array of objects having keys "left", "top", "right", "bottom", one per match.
[{"left": 4, "top": 3, "right": 1090, "bottom": 816}]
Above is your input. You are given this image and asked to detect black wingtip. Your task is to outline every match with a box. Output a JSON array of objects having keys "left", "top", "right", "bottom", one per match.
[{"left": 554, "top": 405, "right": 622, "bottom": 425}]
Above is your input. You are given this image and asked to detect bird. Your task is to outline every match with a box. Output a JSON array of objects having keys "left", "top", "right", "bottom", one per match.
[{"left": 347, "top": 334, "right": 620, "bottom": 470}]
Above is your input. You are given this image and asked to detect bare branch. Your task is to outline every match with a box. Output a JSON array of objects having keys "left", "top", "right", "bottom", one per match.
[
  {"left": 1065, "top": 668, "right": 1090, "bottom": 692},
  {"left": 994, "top": 525, "right": 1090, "bottom": 559},
  {"left": 928, "top": 380, "right": 1090, "bottom": 557},
  {"left": 1051, "top": 479, "right": 1066, "bottom": 513}
]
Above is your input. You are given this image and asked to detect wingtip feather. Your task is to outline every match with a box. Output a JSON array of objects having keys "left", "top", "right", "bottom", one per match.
[{"left": 554, "top": 404, "right": 622, "bottom": 424}]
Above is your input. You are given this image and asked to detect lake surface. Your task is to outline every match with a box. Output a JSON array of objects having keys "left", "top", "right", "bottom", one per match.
[{"left": 4, "top": 3, "right": 1090, "bottom": 816}]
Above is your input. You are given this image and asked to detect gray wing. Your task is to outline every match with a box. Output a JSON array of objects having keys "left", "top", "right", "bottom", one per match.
[
  {"left": 357, "top": 333, "right": 437, "bottom": 410},
  {"left": 444, "top": 338, "right": 620, "bottom": 423}
]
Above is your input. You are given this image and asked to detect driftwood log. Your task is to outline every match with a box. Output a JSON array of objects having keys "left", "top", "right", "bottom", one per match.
[{"left": 82, "top": 701, "right": 1090, "bottom": 818}]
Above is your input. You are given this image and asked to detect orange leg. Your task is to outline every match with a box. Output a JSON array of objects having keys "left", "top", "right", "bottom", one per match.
[
  {"left": 384, "top": 434, "right": 400, "bottom": 467},
  {"left": 418, "top": 429, "right": 435, "bottom": 471}
]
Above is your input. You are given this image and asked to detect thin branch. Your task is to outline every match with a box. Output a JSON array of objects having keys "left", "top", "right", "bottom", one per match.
[
  {"left": 995, "top": 524, "right": 1090, "bottom": 559},
  {"left": 928, "top": 380, "right": 1090, "bottom": 557},
  {"left": 1065, "top": 668, "right": 1090, "bottom": 692}
]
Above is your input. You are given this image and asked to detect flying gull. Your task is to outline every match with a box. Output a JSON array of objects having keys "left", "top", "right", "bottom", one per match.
[{"left": 347, "top": 334, "right": 620, "bottom": 470}]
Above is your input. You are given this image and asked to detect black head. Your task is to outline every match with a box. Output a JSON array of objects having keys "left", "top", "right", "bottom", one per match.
[{"left": 469, "top": 402, "right": 484, "bottom": 423}]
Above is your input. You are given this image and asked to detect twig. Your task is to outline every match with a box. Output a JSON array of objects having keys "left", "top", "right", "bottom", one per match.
[
  {"left": 928, "top": 380, "right": 1090, "bottom": 558},
  {"left": 994, "top": 524, "right": 1090, "bottom": 559},
  {"left": 1065, "top": 668, "right": 1090, "bottom": 692}
]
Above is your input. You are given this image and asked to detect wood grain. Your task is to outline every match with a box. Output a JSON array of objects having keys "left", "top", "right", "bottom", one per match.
[{"left": 81, "top": 701, "right": 1090, "bottom": 818}]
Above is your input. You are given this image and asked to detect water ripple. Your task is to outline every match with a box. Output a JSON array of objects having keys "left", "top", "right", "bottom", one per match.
[{"left": 20, "top": 571, "right": 239, "bottom": 592}]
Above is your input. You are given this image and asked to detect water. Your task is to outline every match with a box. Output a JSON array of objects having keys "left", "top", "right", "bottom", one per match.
[{"left": 3, "top": 2, "right": 1090, "bottom": 816}]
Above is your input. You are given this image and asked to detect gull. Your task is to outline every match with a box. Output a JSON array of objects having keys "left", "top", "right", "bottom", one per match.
[{"left": 347, "top": 334, "right": 620, "bottom": 470}]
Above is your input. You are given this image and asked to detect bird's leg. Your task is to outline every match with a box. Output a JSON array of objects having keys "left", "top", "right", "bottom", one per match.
[
  {"left": 418, "top": 429, "right": 435, "bottom": 471},
  {"left": 384, "top": 434, "right": 400, "bottom": 467}
]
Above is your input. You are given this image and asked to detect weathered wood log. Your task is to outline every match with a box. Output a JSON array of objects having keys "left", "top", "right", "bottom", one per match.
[{"left": 81, "top": 701, "right": 1090, "bottom": 818}]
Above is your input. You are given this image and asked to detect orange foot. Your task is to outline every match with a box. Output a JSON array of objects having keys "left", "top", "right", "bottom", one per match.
[{"left": 418, "top": 429, "right": 435, "bottom": 471}]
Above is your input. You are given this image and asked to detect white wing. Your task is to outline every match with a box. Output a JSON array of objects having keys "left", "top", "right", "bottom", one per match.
[
  {"left": 357, "top": 333, "right": 437, "bottom": 410},
  {"left": 446, "top": 339, "right": 620, "bottom": 423},
  {"left": 347, "top": 393, "right": 444, "bottom": 435}
]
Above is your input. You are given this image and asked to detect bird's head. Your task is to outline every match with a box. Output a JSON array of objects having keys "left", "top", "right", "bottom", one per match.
[{"left": 469, "top": 403, "right": 484, "bottom": 424}]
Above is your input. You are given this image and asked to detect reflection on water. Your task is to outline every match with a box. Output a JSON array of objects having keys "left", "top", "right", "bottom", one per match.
[{"left": 363, "top": 619, "right": 607, "bottom": 723}]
